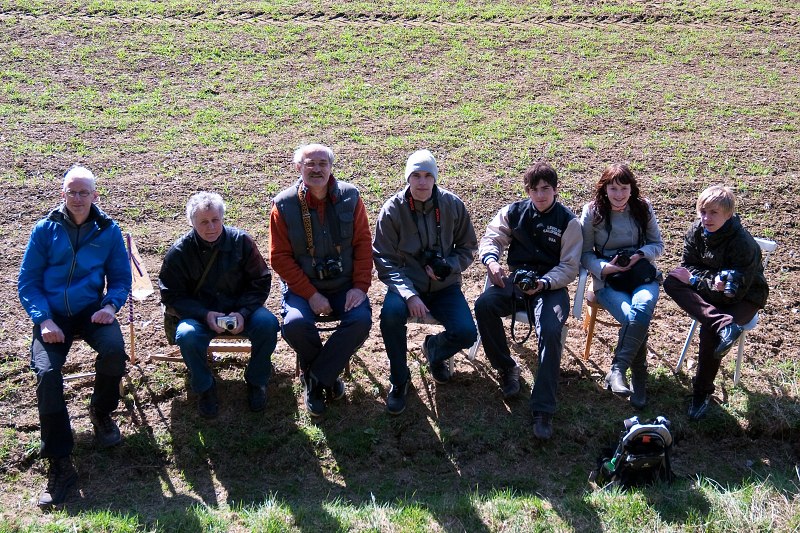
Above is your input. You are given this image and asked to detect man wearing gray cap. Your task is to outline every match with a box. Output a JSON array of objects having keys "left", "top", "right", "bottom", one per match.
[{"left": 373, "top": 149, "right": 478, "bottom": 414}]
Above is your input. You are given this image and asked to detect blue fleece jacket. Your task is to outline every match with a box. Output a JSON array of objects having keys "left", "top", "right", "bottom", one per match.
[{"left": 18, "top": 204, "right": 131, "bottom": 324}]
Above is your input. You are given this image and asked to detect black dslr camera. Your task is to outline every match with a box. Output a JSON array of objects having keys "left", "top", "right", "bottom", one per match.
[
  {"left": 719, "top": 269, "right": 743, "bottom": 298},
  {"left": 512, "top": 269, "right": 539, "bottom": 292},
  {"left": 315, "top": 257, "right": 343, "bottom": 280},
  {"left": 422, "top": 250, "right": 452, "bottom": 281},
  {"left": 614, "top": 249, "right": 637, "bottom": 267}
]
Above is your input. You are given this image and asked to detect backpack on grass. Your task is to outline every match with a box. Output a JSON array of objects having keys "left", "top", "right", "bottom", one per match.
[{"left": 590, "top": 415, "right": 674, "bottom": 490}]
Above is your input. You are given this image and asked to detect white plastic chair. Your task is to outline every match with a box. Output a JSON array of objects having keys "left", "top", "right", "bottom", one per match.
[{"left": 673, "top": 237, "right": 777, "bottom": 386}]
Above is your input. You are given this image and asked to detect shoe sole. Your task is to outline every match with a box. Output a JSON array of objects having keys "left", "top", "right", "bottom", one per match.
[{"left": 386, "top": 405, "right": 406, "bottom": 415}]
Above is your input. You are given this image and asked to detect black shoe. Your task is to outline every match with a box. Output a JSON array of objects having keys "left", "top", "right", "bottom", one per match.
[
  {"left": 605, "top": 367, "right": 632, "bottom": 396},
  {"left": 386, "top": 379, "right": 410, "bottom": 415},
  {"left": 532, "top": 411, "right": 553, "bottom": 441},
  {"left": 714, "top": 324, "right": 743, "bottom": 359},
  {"left": 629, "top": 372, "right": 647, "bottom": 410},
  {"left": 303, "top": 374, "right": 326, "bottom": 417},
  {"left": 198, "top": 381, "right": 219, "bottom": 419},
  {"left": 88, "top": 406, "right": 122, "bottom": 448},
  {"left": 247, "top": 383, "right": 267, "bottom": 413},
  {"left": 423, "top": 335, "right": 451, "bottom": 384},
  {"left": 500, "top": 366, "right": 521, "bottom": 398},
  {"left": 38, "top": 456, "right": 77, "bottom": 509},
  {"left": 688, "top": 393, "right": 712, "bottom": 421},
  {"left": 326, "top": 378, "right": 346, "bottom": 402}
]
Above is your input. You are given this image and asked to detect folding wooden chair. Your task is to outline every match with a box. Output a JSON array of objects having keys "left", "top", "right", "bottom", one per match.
[
  {"left": 150, "top": 333, "right": 252, "bottom": 364},
  {"left": 674, "top": 237, "right": 778, "bottom": 387},
  {"left": 573, "top": 266, "right": 620, "bottom": 361}
]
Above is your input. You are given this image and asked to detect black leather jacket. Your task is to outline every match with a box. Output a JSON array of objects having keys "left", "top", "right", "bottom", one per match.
[{"left": 682, "top": 215, "right": 769, "bottom": 308}]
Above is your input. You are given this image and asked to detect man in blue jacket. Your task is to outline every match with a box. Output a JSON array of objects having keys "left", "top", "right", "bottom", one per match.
[{"left": 18, "top": 165, "right": 132, "bottom": 509}]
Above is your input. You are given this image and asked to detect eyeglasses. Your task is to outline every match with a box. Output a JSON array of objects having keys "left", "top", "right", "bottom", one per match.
[
  {"left": 65, "top": 190, "right": 94, "bottom": 198},
  {"left": 302, "top": 159, "right": 330, "bottom": 169}
]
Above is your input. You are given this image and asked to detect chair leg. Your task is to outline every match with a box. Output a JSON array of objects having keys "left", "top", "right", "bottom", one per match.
[
  {"left": 467, "top": 333, "right": 481, "bottom": 361},
  {"left": 583, "top": 305, "right": 597, "bottom": 361},
  {"left": 733, "top": 332, "right": 747, "bottom": 387},
  {"left": 675, "top": 320, "right": 699, "bottom": 374}
]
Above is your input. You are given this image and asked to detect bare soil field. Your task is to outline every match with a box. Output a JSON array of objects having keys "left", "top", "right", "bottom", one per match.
[{"left": 0, "top": 3, "right": 798, "bottom": 529}]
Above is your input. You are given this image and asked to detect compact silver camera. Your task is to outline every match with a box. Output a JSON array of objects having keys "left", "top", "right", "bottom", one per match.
[{"left": 216, "top": 316, "right": 238, "bottom": 331}]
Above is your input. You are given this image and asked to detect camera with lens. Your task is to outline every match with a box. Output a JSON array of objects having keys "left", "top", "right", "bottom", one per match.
[
  {"left": 315, "top": 257, "right": 343, "bottom": 280},
  {"left": 512, "top": 268, "right": 539, "bottom": 292},
  {"left": 614, "top": 249, "right": 637, "bottom": 268},
  {"left": 719, "top": 269, "right": 743, "bottom": 298},
  {"left": 216, "top": 316, "right": 238, "bottom": 331},
  {"left": 422, "top": 250, "right": 452, "bottom": 281}
]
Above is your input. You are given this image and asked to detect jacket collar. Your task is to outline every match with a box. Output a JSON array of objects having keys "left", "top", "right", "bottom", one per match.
[{"left": 48, "top": 203, "right": 111, "bottom": 229}]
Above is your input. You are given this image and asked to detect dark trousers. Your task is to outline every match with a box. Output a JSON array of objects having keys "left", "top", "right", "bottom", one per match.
[
  {"left": 380, "top": 284, "right": 477, "bottom": 386},
  {"left": 474, "top": 282, "right": 569, "bottom": 414},
  {"left": 281, "top": 288, "right": 372, "bottom": 388},
  {"left": 30, "top": 304, "right": 128, "bottom": 458},
  {"left": 664, "top": 276, "right": 759, "bottom": 395}
]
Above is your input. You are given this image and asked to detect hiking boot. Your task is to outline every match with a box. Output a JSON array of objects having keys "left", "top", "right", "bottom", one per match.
[
  {"left": 386, "top": 379, "right": 410, "bottom": 415},
  {"left": 303, "top": 374, "right": 326, "bottom": 417},
  {"left": 500, "top": 365, "right": 521, "bottom": 398},
  {"left": 688, "top": 393, "right": 712, "bottom": 421},
  {"left": 423, "top": 335, "right": 450, "bottom": 384},
  {"left": 605, "top": 367, "right": 632, "bottom": 397},
  {"left": 714, "top": 323, "right": 743, "bottom": 359},
  {"left": 247, "top": 383, "right": 267, "bottom": 413},
  {"left": 326, "top": 378, "right": 346, "bottom": 402},
  {"left": 88, "top": 406, "right": 122, "bottom": 448},
  {"left": 198, "top": 381, "right": 219, "bottom": 419},
  {"left": 38, "top": 456, "right": 77, "bottom": 509},
  {"left": 532, "top": 411, "right": 553, "bottom": 441}
]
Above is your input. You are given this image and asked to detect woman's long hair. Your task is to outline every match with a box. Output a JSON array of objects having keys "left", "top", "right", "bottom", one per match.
[{"left": 591, "top": 163, "right": 650, "bottom": 231}]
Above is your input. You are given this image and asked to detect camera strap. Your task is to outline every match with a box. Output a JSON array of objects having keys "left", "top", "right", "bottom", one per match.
[
  {"left": 406, "top": 185, "right": 443, "bottom": 253},
  {"left": 195, "top": 247, "right": 219, "bottom": 295},
  {"left": 297, "top": 183, "right": 341, "bottom": 267},
  {"left": 510, "top": 292, "right": 535, "bottom": 344}
]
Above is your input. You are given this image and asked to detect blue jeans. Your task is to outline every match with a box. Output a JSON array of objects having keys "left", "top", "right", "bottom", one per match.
[
  {"left": 30, "top": 303, "right": 127, "bottom": 458},
  {"left": 175, "top": 306, "right": 279, "bottom": 393},
  {"left": 281, "top": 288, "right": 372, "bottom": 388},
  {"left": 474, "top": 282, "right": 569, "bottom": 414},
  {"left": 595, "top": 281, "right": 659, "bottom": 370},
  {"left": 380, "top": 284, "right": 477, "bottom": 386}
]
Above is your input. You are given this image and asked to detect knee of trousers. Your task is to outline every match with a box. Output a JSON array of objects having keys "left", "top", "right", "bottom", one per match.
[
  {"left": 281, "top": 316, "right": 317, "bottom": 344},
  {"left": 36, "top": 369, "right": 67, "bottom": 414},
  {"left": 446, "top": 323, "right": 478, "bottom": 347},
  {"left": 248, "top": 310, "right": 280, "bottom": 343},
  {"left": 379, "top": 306, "right": 408, "bottom": 331},
  {"left": 95, "top": 347, "right": 128, "bottom": 376}
]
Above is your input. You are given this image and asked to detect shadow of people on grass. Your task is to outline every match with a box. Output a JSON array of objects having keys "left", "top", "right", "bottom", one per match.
[{"left": 54, "top": 364, "right": 203, "bottom": 526}]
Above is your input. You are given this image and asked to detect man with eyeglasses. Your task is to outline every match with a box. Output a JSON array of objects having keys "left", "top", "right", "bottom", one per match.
[
  {"left": 270, "top": 143, "right": 373, "bottom": 417},
  {"left": 18, "top": 165, "right": 132, "bottom": 509}
]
